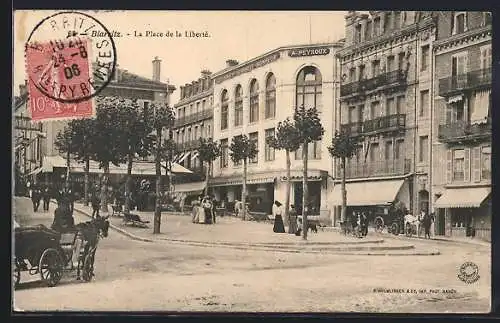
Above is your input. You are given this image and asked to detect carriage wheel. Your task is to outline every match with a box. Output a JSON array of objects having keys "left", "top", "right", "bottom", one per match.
[
  {"left": 12, "top": 259, "right": 21, "bottom": 288},
  {"left": 82, "top": 250, "right": 96, "bottom": 282},
  {"left": 405, "top": 223, "right": 412, "bottom": 237},
  {"left": 374, "top": 217, "right": 384, "bottom": 233},
  {"left": 391, "top": 222, "right": 400, "bottom": 236},
  {"left": 39, "top": 248, "right": 63, "bottom": 287}
]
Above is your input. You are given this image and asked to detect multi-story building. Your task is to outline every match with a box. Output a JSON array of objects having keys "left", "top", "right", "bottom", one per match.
[
  {"left": 171, "top": 70, "right": 214, "bottom": 197},
  {"left": 210, "top": 42, "right": 343, "bottom": 217},
  {"left": 333, "top": 11, "right": 436, "bottom": 226},
  {"left": 432, "top": 11, "right": 492, "bottom": 241}
]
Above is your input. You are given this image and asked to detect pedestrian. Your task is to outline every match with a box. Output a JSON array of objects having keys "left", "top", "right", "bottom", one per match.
[
  {"left": 202, "top": 196, "right": 213, "bottom": 224},
  {"left": 26, "top": 180, "right": 32, "bottom": 198},
  {"left": 288, "top": 204, "right": 298, "bottom": 234},
  {"left": 423, "top": 211, "right": 433, "bottom": 239},
  {"left": 42, "top": 184, "right": 51, "bottom": 212},
  {"left": 417, "top": 208, "right": 426, "bottom": 238},
  {"left": 361, "top": 212, "right": 368, "bottom": 236},
  {"left": 272, "top": 200, "right": 285, "bottom": 233},
  {"left": 234, "top": 199, "right": 242, "bottom": 218},
  {"left": 31, "top": 184, "right": 41, "bottom": 212},
  {"left": 211, "top": 195, "right": 217, "bottom": 224},
  {"left": 191, "top": 199, "right": 201, "bottom": 223},
  {"left": 91, "top": 193, "right": 101, "bottom": 218}
]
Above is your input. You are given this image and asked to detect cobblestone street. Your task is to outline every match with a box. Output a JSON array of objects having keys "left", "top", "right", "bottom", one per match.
[{"left": 13, "top": 198, "right": 490, "bottom": 312}]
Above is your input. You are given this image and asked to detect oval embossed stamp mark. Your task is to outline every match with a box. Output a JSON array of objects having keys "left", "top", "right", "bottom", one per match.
[
  {"left": 24, "top": 11, "right": 117, "bottom": 121},
  {"left": 457, "top": 261, "right": 480, "bottom": 284}
]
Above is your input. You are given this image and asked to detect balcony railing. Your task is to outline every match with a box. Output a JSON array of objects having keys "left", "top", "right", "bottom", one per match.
[
  {"left": 340, "top": 69, "right": 407, "bottom": 97},
  {"left": 336, "top": 158, "right": 412, "bottom": 179},
  {"left": 340, "top": 114, "right": 406, "bottom": 136},
  {"left": 437, "top": 119, "right": 491, "bottom": 143},
  {"left": 174, "top": 109, "right": 213, "bottom": 128},
  {"left": 438, "top": 68, "right": 491, "bottom": 97},
  {"left": 177, "top": 139, "right": 202, "bottom": 151}
]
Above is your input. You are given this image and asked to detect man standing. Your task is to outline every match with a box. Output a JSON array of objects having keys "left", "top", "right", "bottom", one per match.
[
  {"left": 31, "top": 184, "right": 41, "bottom": 212},
  {"left": 417, "top": 208, "right": 427, "bottom": 238},
  {"left": 42, "top": 184, "right": 51, "bottom": 212}
]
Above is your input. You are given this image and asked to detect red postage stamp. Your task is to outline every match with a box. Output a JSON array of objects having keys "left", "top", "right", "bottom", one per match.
[{"left": 25, "top": 37, "right": 95, "bottom": 121}]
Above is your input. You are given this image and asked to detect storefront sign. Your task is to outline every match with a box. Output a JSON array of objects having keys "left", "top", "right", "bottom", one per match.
[
  {"left": 288, "top": 47, "right": 330, "bottom": 57},
  {"left": 215, "top": 52, "right": 281, "bottom": 84}
]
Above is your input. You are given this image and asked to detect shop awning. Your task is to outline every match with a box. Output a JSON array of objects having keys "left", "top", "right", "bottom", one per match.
[
  {"left": 332, "top": 179, "right": 405, "bottom": 206},
  {"left": 173, "top": 181, "right": 206, "bottom": 194},
  {"left": 434, "top": 187, "right": 491, "bottom": 208},
  {"left": 42, "top": 156, "right": 68, "bottom": 172},
  {"left": 209, "top": 175, "right": 276, "bottom": 187}
]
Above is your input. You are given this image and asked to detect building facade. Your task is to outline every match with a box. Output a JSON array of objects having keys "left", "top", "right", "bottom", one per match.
[
  {"left": 432, "top": 11, "right": 492, "bottom": 241},
  {"left": 171, "top": 70, "right": 214, "bottom": 197},
  {"left": 333, "top": 11, "right": 436, "bottom": 228},
  {"left": 210, "top": 42, "right": 343, "bottom": 218}
]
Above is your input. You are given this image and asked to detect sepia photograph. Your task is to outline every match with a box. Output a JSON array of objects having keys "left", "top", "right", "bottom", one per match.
[{"left": 12, "top": 10, "right": 491, "bottom": 313}]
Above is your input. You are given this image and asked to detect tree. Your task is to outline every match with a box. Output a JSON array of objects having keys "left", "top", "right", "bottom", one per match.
[
  {"left": 116, "top": 98, "right": 155, "bottom": 214},
  {"left": 54, "top": 122, "right": 76, "bottom": 188},
  {"left": 328, "top": 130, "right": 358, "bottom": 235},
  {"left": 266, "top": 118, "right": 301, "bottom": 226},
  {"left": 294, "top": 106, "right": 324, "bottom": 240},
  {"left": 160, "top": 138, "right": 178, "bottom": 205},
  {"left": 69, "top": 118, "right": 97, "bottom": 206},
  {"left": 149, "top": 102, "right": 175, "bottom": 234},
  {"left": 197, "top": 137, "right": 221, "bottom": 196},
  {"left": 92, "top": 96, "right": 128, "bottom": 213},
  {"left": 229, "top": 134, "right": 258, "bottom": 221}
]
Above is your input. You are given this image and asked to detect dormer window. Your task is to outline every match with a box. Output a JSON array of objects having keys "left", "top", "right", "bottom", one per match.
[
  {"left": 384, "top": 12, "right": 393, "bottom": 33},
  {"left": 365, "top": 20, "right": 372, "bottom": 41},
  {"left": 355, "top": 24, "right": 362, "bottom": 43},
  {"left": 373, "top": 17, "right": 381, "bottom": 36},
  {"left": 452, "top": 12, "right": 468, "bottom": 35}
]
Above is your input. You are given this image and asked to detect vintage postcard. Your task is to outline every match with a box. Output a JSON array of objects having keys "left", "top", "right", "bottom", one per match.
[{"left": 12, "top": 10, "right": 491, "bottom": 313}]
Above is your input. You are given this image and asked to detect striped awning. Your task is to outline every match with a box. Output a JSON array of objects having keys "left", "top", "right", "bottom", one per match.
[
  {"left": 434, "top": 187, "right": 491, "bottom": 208},
  {"left": 209, "top": 175, "right": 275, "bottom": 187},
  {"left": 447, "top": 94, "right": 464, "bottom": 103},
  {"left": 173, "top": 181, "right": 206, "bottom": 194},
  {"left": 331, "top": 179, "right": 405, "bottom": 206}
]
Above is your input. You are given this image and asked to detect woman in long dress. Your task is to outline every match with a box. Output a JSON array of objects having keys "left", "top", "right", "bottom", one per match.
[{"left": 272, "top": 200, "right": 285, "bottom": 233}]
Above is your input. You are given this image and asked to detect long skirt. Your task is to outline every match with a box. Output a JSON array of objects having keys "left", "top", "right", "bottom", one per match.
[
  {"left": 288, "top": 215, "right": 297, "bottom": 234},
  {"left": 204, "top": 208, "right": 213, "bottom": 224},
  {"left": 198, "top": 208, "right": 206, "bottom": 224},
  {"left": 192, "top": 206, "right": 200, "bottom": 223},
  {"left": 273, "top": 215, "right": 285, "bottom": 233}
]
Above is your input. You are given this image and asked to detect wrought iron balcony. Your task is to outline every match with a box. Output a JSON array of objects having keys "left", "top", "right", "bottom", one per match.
[
  {"left": 174, "top": 109, "right": 213, "bottom": 128},
  {"left": 438, "top": 68, "right": 491, "bottom": 97},
  {"left": 363, "top": 114, "right": 406, "bottom": 134},
  {"left": 340, "top": 69, "right": 407, "bottom": 97},
  {"left": 438, "top": 119, "right": 492, "bottom": 143},
  {"left": 336, "top": 158, "right": 412, "bottom": 179},
  {"left": 340, "top": 122, "right": 363, "bottom": 136},
  {"left": 177, "top": 139, "right": 202, "bottom": 151}
]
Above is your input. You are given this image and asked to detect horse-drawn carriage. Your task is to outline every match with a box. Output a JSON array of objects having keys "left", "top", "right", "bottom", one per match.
[{"left": 13, "top": 216, "right": 109, "bottom": 288}]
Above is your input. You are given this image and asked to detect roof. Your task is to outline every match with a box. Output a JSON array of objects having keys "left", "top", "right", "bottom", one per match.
[{"left": 13, "top": 94, "right": 28, "bottom": 112}]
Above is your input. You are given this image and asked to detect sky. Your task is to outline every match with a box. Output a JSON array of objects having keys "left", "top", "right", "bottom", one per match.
[{"left": 13, "top": 10, "right": 347, "bottom": 102}]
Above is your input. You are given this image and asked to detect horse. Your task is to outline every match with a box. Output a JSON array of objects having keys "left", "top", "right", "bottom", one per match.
[{"left": 74, "top": 215, "right": 110, "bottom": 281}]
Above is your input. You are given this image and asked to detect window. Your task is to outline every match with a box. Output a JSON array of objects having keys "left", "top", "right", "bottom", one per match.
[
  {"left": 358, "top": 65, "right": 365, "bottom": 80},
  {"left": 421, "top": 45, "right": 429, "bottom": 71},
  {"left": 395, "top": 139, "right": 404, "bottom": 159},
  {"left": 451, "top": 53, "right": 468, "bottom": 90},
  {"left": 371, "top": 60, "right": 380, "bottom": 77},
  {"left": 396, "top": 95, "right": 406, "bottom": 114},
  {"left": 394, "top": 11, "right": 401, "bottom": 29},
  {"left": 358, "top": 104, "right": 365, "bottom": 122},
  {"left": 200, "top": 125, "right": 204, "bottom": 139},
  {"left": 385, "top": 140, "right": 393, "bottom": 160},
  {"left": 196, "top": 102, "right": 200, "bottom": 115},
  {"left": 296, "top": 66, "right": 322, "bottom": 110},
  {"left": 373, "top": 17, "right": 380, "bottom": 36},
  {"left": 398, "top": 52, "right": 406, "bottom": 71},
  {"left": 201, "top": 100, "right": 206, "bottom": 111},
  {"left": 265, "top": 73, "right": 276, "bottom": 119},
  {"left": 295, "top": 141, "right": 321, "bottom": 160},
  {"left": 365, "top": 21, "right": 372, "bottom": 41},
  {"left": 387, "top": 55, "right": 395, "bottom": 72},
  {"left": 355, "top": 24, "right": 362, "bottom": 43},
  {"left": 234, "top": 85, "right": 243, "bottom": 126},
  {"left": 402, "top": 12, "right": 407, "bottom": 25},
  {"left": 370, "top": 101, "right": 380, "bottom": 119},
  {"left": 481, "top": 146, "right": 491, "bottom": 180},
  {"left": 207, "top": 125, "right": 211, "bottom": 137},
  {"left": 480, "top": 45, "right": 492, "bottom": 70},
  {"left": 265, "top": 128, "right": 275, "bottom": 161},
  {"left": 419, "top": 90, "right": 429, "bottom": 117},
  {"left": 384, "top": 12, "right": 393, "bottom": 32},
  {"left": 370, "top": 143, "right": 379, "bottom": 162},
  {"left": 483, "top": 12, "right": 492, "bottom": 26},
  {"left": 220, "top": 89, "right": 229, "bottom": 130},
  {"left": 386, "top": 97, "right": 396, "bottom": 115},
  {"left": 249, "top": 132, "right": 258, "bottom": 163},
  {"left": 220, "top": 139, "right": 228, "bottom": 168},
  {"left": 453, "top": 149, "right": 465, "bottom": 181},
  {"left": 348, "top": 106, "right": 357, "bottom": 123},
  {"left": 419, "top": 136, "right": 429, "bottom": 162},
  {"left": 453, "top": 12, "right": 467, "bottom": 35},
  {"left": 194, "top": 126, "right": 198, "bottom": 140},
  {"left": 349, "top": 67, "right": 356, "bottom": 82},
  {"left": 249, "top": 79, "right": 259, "bottom": 123}
]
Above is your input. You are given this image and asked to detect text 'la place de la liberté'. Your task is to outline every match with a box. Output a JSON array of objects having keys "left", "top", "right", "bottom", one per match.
[{"left": 88, "top": 30, "right": 211, "bottom": 38}]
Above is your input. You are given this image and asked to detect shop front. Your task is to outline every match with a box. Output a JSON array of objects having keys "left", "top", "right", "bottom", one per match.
[{"left": 434, "top": 186, "right": 491, "bottom": 241}]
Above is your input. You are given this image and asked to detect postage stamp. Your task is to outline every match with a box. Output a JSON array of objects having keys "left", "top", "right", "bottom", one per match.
[{"left": 24, "top": 11, "right": 117, "bottom": 121}]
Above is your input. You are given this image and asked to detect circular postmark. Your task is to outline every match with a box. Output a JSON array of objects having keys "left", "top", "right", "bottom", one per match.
[
  {"left": 458, "top": 261, "right": 480, "bottom": 284},
  {"left": 25, "top": 11, "right": 117, "bottom": 104}
]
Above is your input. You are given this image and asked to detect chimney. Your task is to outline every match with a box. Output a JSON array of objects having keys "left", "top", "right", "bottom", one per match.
[
  {"left": 225, "top": 59, "right": 239, "bottom": 68},
  {"left": 180, "top": 86, "right": 185, "bottom": 99},
  {"left": 152, "top": 56, "right": 161, "bottom": 82},
  {"left": 201, "top": 69, "right": 212, "bottom": 77}
]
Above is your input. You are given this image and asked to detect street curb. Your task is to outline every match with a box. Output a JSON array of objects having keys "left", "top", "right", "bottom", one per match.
[{"left": 51, "top": 201, "right": 154, "bottom": 243}]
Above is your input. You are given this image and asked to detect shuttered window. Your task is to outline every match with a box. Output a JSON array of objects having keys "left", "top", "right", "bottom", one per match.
[
  {"left": 472, "top": 146, "right": 481, "bottom": 182},
  {"left": 481, "top": 146, "right": 491, "bottom": 180}
]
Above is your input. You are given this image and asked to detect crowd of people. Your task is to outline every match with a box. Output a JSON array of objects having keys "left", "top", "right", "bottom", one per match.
[{"left": 191, "top": 195, "right": 218, "bottom": 224}]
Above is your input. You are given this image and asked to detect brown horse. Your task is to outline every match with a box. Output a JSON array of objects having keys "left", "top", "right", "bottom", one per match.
[{"left": 74, "top": 215, "right": 110, "bottom": 281}]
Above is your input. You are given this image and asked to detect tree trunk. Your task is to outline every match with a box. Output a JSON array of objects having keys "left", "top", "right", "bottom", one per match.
[
  {"left": 100, "top": 162, "right": 109, "bottom": 213},
  {"left": 124, "top": 152, "right": 133, "bottom": 214},
  {"left": 83, "top": 158, "right": 90, "bottom": 206},
  {"left": 341, "top": 157, "right": 347, "bottom": 235},
  {"left": 66, "top": 148, "right": 71, "bottom": 187},
  {"left": 242, "top": 158, "right": 247, "bottom": 221},
  {"left": 284, "top": 150, "right": 291, "bottom": 229},
  {"left": 204, "top": 161, "right": 210, "bottom": 196},
  {"left": 154, "top": 128, "right": 162, "bottom": 234},
  {"left": 302, "top": 142, "right": 309, "bottom": 240}
]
